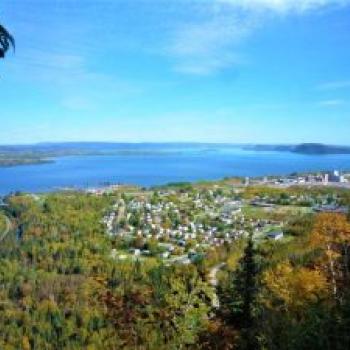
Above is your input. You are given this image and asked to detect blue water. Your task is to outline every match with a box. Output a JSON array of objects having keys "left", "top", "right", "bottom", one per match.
[{"left": 1, "top": 147, "right": 350, "bottom": 195}]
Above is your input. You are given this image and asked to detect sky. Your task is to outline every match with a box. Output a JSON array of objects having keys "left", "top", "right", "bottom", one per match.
[{"left": 0, "top": 0, "right": 350, "bottom": 145}]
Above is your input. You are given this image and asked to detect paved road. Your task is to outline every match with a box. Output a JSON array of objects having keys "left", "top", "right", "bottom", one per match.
[{"left": 0, "top": 215, "right": 12, "bottom": 243}]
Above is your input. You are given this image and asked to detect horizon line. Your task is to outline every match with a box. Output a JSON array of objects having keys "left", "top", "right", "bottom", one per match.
[{"left": 1, "top": 141, "right": 350, "bottom": 147}]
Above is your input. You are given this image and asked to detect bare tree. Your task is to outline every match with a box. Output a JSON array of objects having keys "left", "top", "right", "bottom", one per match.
[{"left": 0, "top": 24, "right": 15, "bottom": 58}]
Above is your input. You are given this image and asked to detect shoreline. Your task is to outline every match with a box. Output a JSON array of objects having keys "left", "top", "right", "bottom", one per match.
[{"left": 1, "top": 170, "right": 349, "bottom": 197}]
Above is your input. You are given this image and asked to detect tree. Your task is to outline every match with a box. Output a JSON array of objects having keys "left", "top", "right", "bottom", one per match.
[
  {"left": 0, "top": 24, "right": 15, "bottom": 58},
  {"left": 260, "top": 262, "right": 331, "bottom": 350},
  {"left": 262, "top": 261, "right": 328, "bottom": 315},
  {"left": 230, "top": 233, "right": 261, "bottom": 350},
  {"left": 310, "top": 213, "right": 350, "bottom": 303}
]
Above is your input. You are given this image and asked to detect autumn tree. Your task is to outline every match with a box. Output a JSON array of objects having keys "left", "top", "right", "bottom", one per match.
[
  {"left": 310, "top": 213, "right": 350, "bottom": 302},
  {"left": 259, "top": 260, "right": 330, "bottom": 350},
  {"left": 263, "top": 261, "right": 329, "bottom": 315}
]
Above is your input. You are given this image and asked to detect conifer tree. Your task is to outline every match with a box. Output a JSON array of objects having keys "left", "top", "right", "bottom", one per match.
[
  {"left": 230, "top": 233, "right": 260, "bottom": 350},
  {"left": 0, "top": 24, "right": 14, "bottom": 58}
]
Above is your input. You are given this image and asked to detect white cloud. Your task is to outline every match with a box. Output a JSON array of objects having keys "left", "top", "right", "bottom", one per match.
[
  {"left": 61, "top": 96, "right": 93, "bottom": 111},
  {"left": 167, "top": 14, "right": 253, "bottom": 75},
  {"left": 169, "top": 17, "right": 249, "bottom": 57},
  {"left": 317, "top": 80, "right": 350, "bottom": 90},
  {"left": 218, "top": 0, "right": 350, "bottom": 13},
  {"left": 166, "top": 0, "right": 350, "bottom": 75},
  {"left": 318, "top": 99, "right": 345, "bottom": 106},
  {"left": 174, "top": 54, "right": 241, "bottom": 75}
]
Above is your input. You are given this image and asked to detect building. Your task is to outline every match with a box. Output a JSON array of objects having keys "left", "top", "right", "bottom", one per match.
[
  {"left": 313, "top": 205, "right": 348, "bottom": 214},
  {"left": 323, "top": 173, "right": 329, "bottom": 185},
  {"left": 328, "top": 170, "right": 346, "bottom": 183},
  {"left": 222, "top": 202, "right": 242, "bottom": 215},
  {"left": 266, "top": 231, "right": 284, "bottom": 240}
]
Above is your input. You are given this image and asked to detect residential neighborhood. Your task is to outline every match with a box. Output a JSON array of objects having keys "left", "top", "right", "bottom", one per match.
[{"left": 98, "top": 171, "right": 349, "bottom": 263}]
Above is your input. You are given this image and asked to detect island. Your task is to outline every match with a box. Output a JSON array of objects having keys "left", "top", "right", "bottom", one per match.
[{"left": 244, "top": 143, "right": 350, "bottom": 155}]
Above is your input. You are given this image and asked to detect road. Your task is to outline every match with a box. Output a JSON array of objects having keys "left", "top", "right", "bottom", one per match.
[
  {"left": 208, "top": 262, "right": 226, "bottom": 309},
  {"left": 208, "top": 262, "right": 226, "bottom": 287},
  {"left": 0, "top": 215, "right": 12, "bottom": 243}
]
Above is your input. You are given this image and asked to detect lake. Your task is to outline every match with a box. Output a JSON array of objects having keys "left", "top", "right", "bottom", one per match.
[{"left": 1, "top": 147, "right": 350, "bottom": 195}]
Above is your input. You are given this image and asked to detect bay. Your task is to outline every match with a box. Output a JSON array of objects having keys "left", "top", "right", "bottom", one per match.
[{"left": 1, "top": 146, "right": 350, "bottom": 195}]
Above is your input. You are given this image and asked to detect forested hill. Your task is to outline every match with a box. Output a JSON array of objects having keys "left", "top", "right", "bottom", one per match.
[
  {"left": 1, "top": 142, "right": 350, "bottom": 167},
  {"left": 245, "top": 143, "right": 350, "bottom": 155},
  {"left": 293, "top": 143, "right": 350, "bottom": 154},
  {"left": 0, "top": 183, "right": 350, "bottom": 349},
  {"left": 0, "top": 142, "right": 226, "bottom": 167}
]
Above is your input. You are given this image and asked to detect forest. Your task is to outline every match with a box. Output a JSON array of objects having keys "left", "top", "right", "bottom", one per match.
[{"left": 0, "top": 186, "right": 349, "bottom": 350}]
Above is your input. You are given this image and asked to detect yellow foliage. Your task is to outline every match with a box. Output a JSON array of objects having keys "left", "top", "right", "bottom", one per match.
[
  {"left": 263, "top": 261, "right": 329, "bottom": 312},
  {"left": 22, "top": 336, "right": 31, "bottom": 350},
  {"left": 310, "top": 213, "right": 350, "bottom": 249},
  {"left": 226, "top": 251, "right": 243, "bottom": 271}
]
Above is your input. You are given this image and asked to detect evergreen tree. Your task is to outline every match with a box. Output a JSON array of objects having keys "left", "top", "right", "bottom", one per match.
[
  {"left": 230, "top": 233, "right": 261, "bottom": 350},
  {"left": 0, "top": 24, "right": 14, "bottom": 58}
]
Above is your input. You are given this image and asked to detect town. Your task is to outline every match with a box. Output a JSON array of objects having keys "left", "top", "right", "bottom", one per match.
[
  {"left": 98, "top": 170, "right": 350, "bottom": 264},
  {"left": 1, "top": 170, "right": 350, "bottom": 350}
]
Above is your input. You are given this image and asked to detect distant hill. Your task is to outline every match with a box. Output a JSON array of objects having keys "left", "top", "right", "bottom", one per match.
[
  {"left": 1, "top": 142, "right": 350, "bottom": 167},
  {"left": 0, "top": 142, "right": 233, "bottom": 167},
  {"left": 245, "top": 143, "right": 350, "bottom": 155},
  {"left": 293, "top": 143, "right": 350, "bottom": 154}
]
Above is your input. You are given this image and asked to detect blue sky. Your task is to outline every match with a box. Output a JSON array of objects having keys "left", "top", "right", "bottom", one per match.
[{"left": 0, "top": 0, "right": 350, "bottom": 144}]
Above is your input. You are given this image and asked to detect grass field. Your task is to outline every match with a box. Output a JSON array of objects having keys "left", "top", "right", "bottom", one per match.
[{"left": 242, "top": 204, "right": 313, "bottom": 221}]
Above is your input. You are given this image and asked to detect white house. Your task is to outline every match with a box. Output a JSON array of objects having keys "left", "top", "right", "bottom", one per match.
[{"left": 266, "top": 231, "right": 284, "bottom": 240}]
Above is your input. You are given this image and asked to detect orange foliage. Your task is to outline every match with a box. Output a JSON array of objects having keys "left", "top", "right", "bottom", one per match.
[{"left": 263, "top": 261, "right": 329, "bottom": 314}]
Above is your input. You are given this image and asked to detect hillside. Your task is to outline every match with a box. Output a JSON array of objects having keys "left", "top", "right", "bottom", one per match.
[{"left": 246, "top": 143, "right": 350, "bottom": 155}]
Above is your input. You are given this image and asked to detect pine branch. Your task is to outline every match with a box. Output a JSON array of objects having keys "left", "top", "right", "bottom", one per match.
[{"left": 0, "top": 24, "right": 15, "bottom": 58}]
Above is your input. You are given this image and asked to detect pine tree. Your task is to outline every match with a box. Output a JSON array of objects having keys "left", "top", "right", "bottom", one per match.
[
  {"left": 230, "top": 233, "right": 260, "bottom": 350},
  {"left": 0, "top": 24, "right": 15, "bottom": 58}
]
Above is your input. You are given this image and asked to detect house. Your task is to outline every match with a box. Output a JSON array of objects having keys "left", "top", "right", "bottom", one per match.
[
  {"left": 313, "top": 205, "right": 348, "bottom": 214},
  {"left": 161, "top": 251, "right": 170, "bottom": 259},
  {"left": 129, "top": 248, "right": 141, "bottom": 256},
  {"left": 266, "top": 231, "right": 284, "bottom": 240},
  {"left": 178, "top": 239, "right": 186, "bottom": 247}
]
